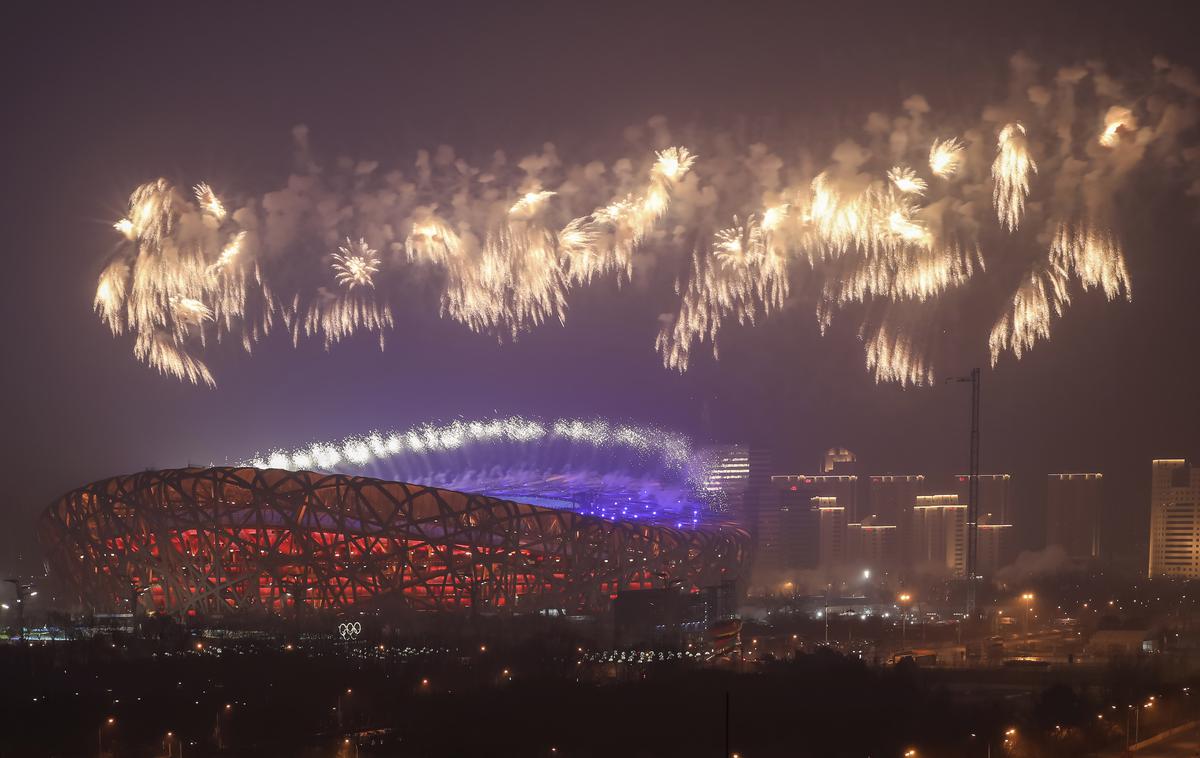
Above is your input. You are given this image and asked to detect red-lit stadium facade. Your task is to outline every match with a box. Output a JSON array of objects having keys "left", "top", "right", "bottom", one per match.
[{"left": 39, "top": 467, "right": 749, "bottom": 616}]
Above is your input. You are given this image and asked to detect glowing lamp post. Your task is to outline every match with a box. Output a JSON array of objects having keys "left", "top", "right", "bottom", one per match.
[
  {"left": 898, "top": 593, "right": 913, "bottom": 647},
  {"left": 1127, "top": 700, "right": 1154, "bottom": 746},
  {"left": 1020, "top": 592, "right": 1034, "bottom": 634},
  {"left": 215, "top": 704, "right": 232, "bottom": 750},
  {"left": 98, "top": 717, "right": 115, "bottom": 756},
  {"left": 163, "top": 731, "right": 184, "bottom": 758},
  {"left": 337, "top": 689, "right": 352, "bottom": 730}
]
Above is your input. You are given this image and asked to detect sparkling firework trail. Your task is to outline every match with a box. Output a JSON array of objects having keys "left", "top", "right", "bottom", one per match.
[
  {"left": 863, "top": 322, "right": 935, "bottom": 387},
  {"left": 94, "top": 54, "right": 1200, "bottom": 387},
  {"left": 192, "top": 182, "right": 226, "bottom": 220},
  {"left": 243, "top": 416, "right": 694, "bottom": 472},
  {"left": 988, "top": 264, "right": 1069, "bottom": 365},
  {"left": 992, "top": 123, "right": 1037, "bottom": 231},
  {"left": 208, "top": 231, "right": 246, "bottom": 274}
]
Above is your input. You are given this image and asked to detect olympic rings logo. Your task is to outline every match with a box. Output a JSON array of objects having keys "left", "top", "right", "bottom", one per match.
[{"left": 338, "top": 621, "right": 363, "bottom": 640}]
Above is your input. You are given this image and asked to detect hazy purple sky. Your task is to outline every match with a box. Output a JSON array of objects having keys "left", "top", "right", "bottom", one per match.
[{"left": 3, "top": 1, "right": 1199, "bottom": 571}]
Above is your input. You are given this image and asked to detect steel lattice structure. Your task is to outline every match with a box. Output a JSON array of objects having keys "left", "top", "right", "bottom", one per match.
[{"left": 39, "top": 467, "right": 749, "bottom": 616}]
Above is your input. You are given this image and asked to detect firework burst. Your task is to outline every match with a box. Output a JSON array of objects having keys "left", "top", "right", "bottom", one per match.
[
  {"left": 331, "top": 238, "right": 382, "bottom": 290},
  {"left": 928, "top": 137, "right": 965, "bottom": 179},
  {"left": 95, "top": 53, "right": 1200, "bottom": 387},
  {"left": 992, "top": 123, "right": 1037, "bottom": 231}
]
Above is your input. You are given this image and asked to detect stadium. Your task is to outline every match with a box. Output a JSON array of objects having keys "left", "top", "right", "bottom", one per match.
[{"left": 38, "top": 466, "right": 750, "bottom": 616}]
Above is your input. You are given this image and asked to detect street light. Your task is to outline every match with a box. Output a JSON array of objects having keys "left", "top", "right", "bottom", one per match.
[
  {"left": 898, "top": 593, "right": 913, "bottom": 647},
  {"left": 1020, "top": 593, "right": 1035, "bottom": 634},
  {"left": 215, "top": 704, "right": 232, "bottom": 750},
  {"left": 337, "top": 689, "right": 353, "bottom": 729},
  {"left": 4, "top": 579, "right": 34, "bottom": 642},
  {"left": 1125, "top": 701, "right": 1154, "bottom": 747},
  {"left": 98, "top": 717, "right": 115, "bottom": 756}
]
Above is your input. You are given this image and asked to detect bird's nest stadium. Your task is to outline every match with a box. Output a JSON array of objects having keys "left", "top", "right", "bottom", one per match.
[{"left": 39, "top": 467, "right": 750, "bottom": 616}]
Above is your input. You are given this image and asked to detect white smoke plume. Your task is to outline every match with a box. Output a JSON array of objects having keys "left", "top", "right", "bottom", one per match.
[{"left": 993, "top": 545, "right": 1077, "bottom": 586}]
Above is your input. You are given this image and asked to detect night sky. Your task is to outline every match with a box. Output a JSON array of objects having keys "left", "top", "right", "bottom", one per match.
[{"left": 3, "top": 1, "right": 1199, "bottom": 572}]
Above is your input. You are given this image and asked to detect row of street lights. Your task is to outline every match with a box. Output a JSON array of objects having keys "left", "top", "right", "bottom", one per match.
[
  {"left": 100, "top": 706, "right": 228, "bottom": 757},
  {"left": 905, "top": 726, "right": 1020, "bottom": 758}
]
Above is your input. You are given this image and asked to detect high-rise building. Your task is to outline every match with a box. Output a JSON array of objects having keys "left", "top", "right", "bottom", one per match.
[
  {"left": 1148, "top": 459, "right": 1200, "bottom": 579},
  {"left": 977, "top": 523, "right": 1013, "bottom": 578},
  {"left": 814, "top": 497, "right": 847, "bottom": 572},
  {"left": 846, "top": 521, "right": 863, "bottom": 565},
  {"left": 910, "top": 495, "right": 967, "bottom": 577},
  {"left": 700, "top": 445, "right": 773, "bottom": 530},
  {"left": 772, "top": 474, "right": 859, "bottom": 520},
  {"left": 954, "top": 473, "right": 1012, "bottom": 523},
  {"left": 866, "top": 475, "right": 925, "bottom": 526},
  {"left": 823, "top": 447, "right": 857, "bottom": 474},
  {"left": 858, "top": 521, "right": 900, "bottom": 574},
  {"left": 1046, "top": 473, "right": 1103, "bottom": 561},
  {"left": 756, "top": 491, "right": 818, "bottom": 576}
]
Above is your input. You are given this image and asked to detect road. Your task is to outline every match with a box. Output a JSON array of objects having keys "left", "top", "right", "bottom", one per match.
[
  {"left": 1094, "top": 725, "right": 1200, "bottom": 757},
  {"left": 1136, "top": 733, "right": 1200, "bottom": 757}
]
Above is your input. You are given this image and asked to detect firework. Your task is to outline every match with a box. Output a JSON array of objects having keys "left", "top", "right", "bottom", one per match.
[
  {"left": 303, "top": 290, "right": 394, "bottom": 350},
  {"left": 112, "top": 218, "right": 135, "bottom": 240},
  {"left": 1099, "top": 106, "right": 1136, "bottom": 147},
  {"left": 508, "top": 190, "right": 556, "bottom": 217},
  {"left": 124, "top": 179, "right": 175, "bottom": 245},
  {"left": 804, "top": 172, "right": 872, "bottom": 256},
  {"left": 988, "top": 263, "right": 1070, "bottom": 365},
  {"left": 928, "top": 137, "right": 965, "bottom": 178},
  {"left": 441, "top": 225, "right": 567, "bottom": 338},
  {"left": 134, "top": 330, "right": 216, "bottom": 388},
  {"left": 885, "top": 200, "right": 932, "bottom": 247},
  {"left": 760, "top": 204, "right": 790, "bottom": 231},
  {"left": 94, "top": 260, "right": 129, "bottom": 332},
  {"left": 193, "top": 182, "right": 226, "bottom": 220},
  {"left": 888, "top": 166, "right": 928, "bottom": 195},
  {"left": 244, "top": 415, "right": 694, "bottom": 472},
  {"left": 172, "top": 296, "right": 213, "bottom": 325},
  {"left": 331, "top": 238, "right": 381, "bottom": 290},
  {"left": 863, "top": 322, "right": 935, "bottom": 387},
  {"left": 97, "top": 54, "right": 1200, "bottom": 387},
  {"left": 988, "top": 221, "right": 1132, "bottom": 367},
  {"left": 657, "top": 213, "right": 788, "bottom": 372},
  {"left": 653, "top": 146, "right": 695, "bottom": 182},
  {"left": 208, "top": 231, "right": 246, "bottom": 274},
  {"left": 1050, "top": 222, "right": 1131, "bottom": 302},
  {"left": 992, "top": 123, "right": 1037, "bottom": 231},
  {"left": 558, "top": 216, "right": 602, "bottom": 281},
  {"left": 405, "top": 216, "right": 463, "bottom": 264}
]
